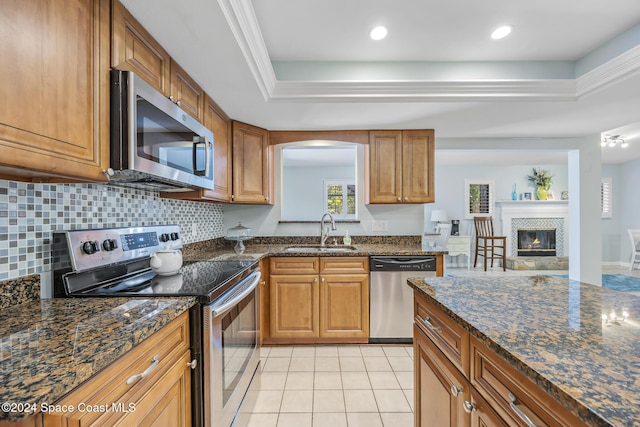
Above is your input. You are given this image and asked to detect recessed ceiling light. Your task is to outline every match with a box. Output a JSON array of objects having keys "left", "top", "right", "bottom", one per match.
[
  {"left": 491, "top": 25, "right": 513, "bottom": 40},
  {"left": 370, "top": 26, "right": 388, "bottom": 41}
]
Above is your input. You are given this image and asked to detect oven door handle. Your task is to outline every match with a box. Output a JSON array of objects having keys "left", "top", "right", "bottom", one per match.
[{"left": 210, "top": 270, "right": 261, "bottom": 318}]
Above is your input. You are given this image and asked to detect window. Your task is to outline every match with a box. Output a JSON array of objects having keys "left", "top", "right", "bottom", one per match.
[
  {"left": 601, "top": 177, "right": 612, "bottom": 219},
  {"left": 465, "top": 179, "right": 495, "bottom": 219},
  {"left": 325, "top": 180, "right": 356, "bottom": 219}
]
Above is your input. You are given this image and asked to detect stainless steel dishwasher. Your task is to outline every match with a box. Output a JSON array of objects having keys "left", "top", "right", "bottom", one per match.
[{"left": 369, "top": 256, "right": 437, "bottom": 343}]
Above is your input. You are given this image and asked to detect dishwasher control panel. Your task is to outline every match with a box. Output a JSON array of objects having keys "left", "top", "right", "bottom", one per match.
[{"left": 369, "top": 256, "right": 437, "bottom": 272}]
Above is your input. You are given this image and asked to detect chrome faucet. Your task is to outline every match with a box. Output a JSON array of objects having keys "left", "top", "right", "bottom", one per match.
[{"left": 320, "top": 212, "right": 337, "bottom": 246}]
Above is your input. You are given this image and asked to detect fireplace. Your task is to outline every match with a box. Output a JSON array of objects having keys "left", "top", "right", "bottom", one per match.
[{"left": 517, "top": 228, "right": 556, "bottom": 256}]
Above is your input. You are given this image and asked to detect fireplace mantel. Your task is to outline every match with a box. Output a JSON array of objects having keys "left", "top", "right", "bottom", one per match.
[{"left": 496, "top": 200, "right": 569, "bottom": 256}]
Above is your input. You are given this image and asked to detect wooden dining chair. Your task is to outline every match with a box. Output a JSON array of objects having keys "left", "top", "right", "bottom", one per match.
[{"left": 473, "top": 216, "right": 506, "bottom": 271}]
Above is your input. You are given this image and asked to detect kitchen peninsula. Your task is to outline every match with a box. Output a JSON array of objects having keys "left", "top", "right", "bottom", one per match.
[{"left": 408, "top": 275, "right": 640, "bottom": 426}]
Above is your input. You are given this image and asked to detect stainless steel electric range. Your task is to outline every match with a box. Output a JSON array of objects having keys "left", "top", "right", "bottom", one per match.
[{"left": 52, "top": 225, "right": 261, "bottom": 427}]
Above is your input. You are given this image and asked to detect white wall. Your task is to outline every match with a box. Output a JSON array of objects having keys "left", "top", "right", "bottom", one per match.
[
  {"left": 618, "top": 158, "right": 640, "bottom": 265},
  {"left": 223, "top": 143, "right": 425, "bottom": 236},
  {"left": 425, "top": 163, "right": 569, "bottom": 236},
  {"left": 601, "top": 164, "right": 622, "bottom": 263},
  {"left": 282, "top": 165, "right": 353, "bottom": 220}
]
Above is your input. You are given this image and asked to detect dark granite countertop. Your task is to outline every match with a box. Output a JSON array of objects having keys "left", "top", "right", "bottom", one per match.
[
  {"left": 0, "top": 297, "right": 196, "bottom": 422},
  {"left": 407, "top": 275, "right": 640, "bottom": 427},
  {"left": 185, "top": 242, "right": 447, "bottom": 262}
]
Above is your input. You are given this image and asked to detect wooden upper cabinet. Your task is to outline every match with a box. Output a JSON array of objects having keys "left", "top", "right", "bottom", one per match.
[
  {"left": 368, "top": 131, "right": 403, "bottom": 203},
  {"left": 202, "top": 95, "right": 232, "bottom": 201},
  {"left": 232, "top": 121, "right": 273, "bottom": 204},
  {"left": 368, "top": 130, "right": 435, "bottom": 204},
  {"left": 111, "top": 0, "right": 170, "bottom": 96},
  {"left": 0, "top": 0, "right": 110, "bottom": 182},
  {"left": 170, "top": 59, "right": 205, "bottom": 123},
  {"left": 402, "top": 130, "right": 435, "bottom": 202}
]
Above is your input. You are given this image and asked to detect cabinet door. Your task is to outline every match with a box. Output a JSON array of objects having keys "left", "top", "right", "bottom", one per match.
[
  {"left": 116, "top": 350, "right": 192, "bottom": 427},
  {"left": 0, "top": 0, "right": 110, "bottom": 182},
  {"left": 232, "top": 121, "right": 273, "bottom": 204},
  {"left": 401, "top": 130, "right": 435, "bottom": 203},
  {"left": 319, "top": 274, "right": 369, "bottom": 339},
  {"left": 202, "top": 95, "right": 232, "bottom": 201},
  {"left": 170, "top": 59, "right": 205, "bottom": 123},
  {"left": 368, "top": 131, "right": 403, "bottom": 203},
  {"left": 270, "top": 275, "right": 319, "bottom": 338},
  {"left": 414, "top": 325, "right": 469, "bottom": 427},
  {"left": 111, "top": 0, "right": 170, "bottom": 96},
  {"left": 469, "top": 388, "right": 509, "bottom": 427}
]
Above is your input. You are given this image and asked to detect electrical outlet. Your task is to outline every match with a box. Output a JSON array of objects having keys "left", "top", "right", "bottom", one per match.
[
  {"left": 191, "top": 223, "right": 198, "bottom": 236},
  {"left": 372, "top": 220, "right": 388, "bottom": 231}
]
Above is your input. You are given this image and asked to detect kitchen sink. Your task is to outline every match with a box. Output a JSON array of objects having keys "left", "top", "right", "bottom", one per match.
[{"left": 284, "top": 245, "right": 358, "bottom": 253}]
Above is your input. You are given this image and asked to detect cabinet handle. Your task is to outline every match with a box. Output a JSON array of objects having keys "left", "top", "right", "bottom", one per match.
[
  {"left": 463, "top": 400, "right": 476, "bottom": 413},
  {"left": 321, "top": 277, "right": 325, "bottom": 282},
  {"left": 509, "top": 393, "right": 539, "bottom": 427},
  {"left": 314, "top": 277, "right": 318, "bottom": 282},
  {"left": 404, "top": 197, "right": 408, "bottom": 201},
  {"left": 450, "top": 385, "right": 463, "bottom": 397},
  {"left": 397, "top": 197, "right": 401, "bottom": 201},
  {"left": 127, "top": 354, "right": 159, "bottom": 385},
  {"left": 187, "top": 359, "right": 198, "bottom": 369},
  {"left": 176, "top": 100, "right": 181, "bottom": 107},
  {"left": 169, "top": 95, "right": 175, "bottom": 102},
  {"left": 260, "top": 280, "right": 266, "bottom": 286},
  {"left": 420, "top": 315, "right": 443, "bottom": 333}
]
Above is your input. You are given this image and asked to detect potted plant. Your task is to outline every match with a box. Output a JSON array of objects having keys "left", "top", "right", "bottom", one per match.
[{"left": 527, "top": 168, "right": 553, "bottom": 200}]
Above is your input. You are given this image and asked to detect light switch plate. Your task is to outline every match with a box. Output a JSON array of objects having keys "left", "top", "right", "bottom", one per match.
[{"left": 372, "top": 220, "right": 388, "bottom": 231}]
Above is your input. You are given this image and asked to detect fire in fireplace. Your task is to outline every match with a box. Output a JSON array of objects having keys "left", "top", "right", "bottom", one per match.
[{"left": 517, "top": 228, "right": 556, "bottom": 256}]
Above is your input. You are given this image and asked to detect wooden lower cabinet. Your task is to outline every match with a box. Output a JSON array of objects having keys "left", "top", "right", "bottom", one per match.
[
  {"left": 270, "top": 274, "right": 320, "bottom": 339},
  {"left": 414, "top": 324, "right": 469, "bottom": 427},
  {"left": 267, "top": 257, "right": 369, "bottom": 344},
  {"left": 43, "top": 312, "right": 191, "bottom": 427},
  {"left": 413, "top": 291, "right": 587, "bottom": 427},
  {"left": 320, "top": 273, "right": 369, "bottom": 339}
]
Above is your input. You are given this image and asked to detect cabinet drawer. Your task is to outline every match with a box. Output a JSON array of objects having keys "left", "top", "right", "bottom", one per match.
[
  {"left": 470, "top": 335, "right": 586, "bottom": 427},
  {"left": 320, "top": 257, "right": 368, "bottom": 274},
  {"left": 414, "top": 292, "right": 469, "bottom": 377},
  {"left": 447, "top": 243, "right": 469, "bottom": 252},
  {"left": 270, "top": 257, "right": 319, "bottom": 274},
  {"left": 44, "top": 312, "right": 190, "bottom": 426}
]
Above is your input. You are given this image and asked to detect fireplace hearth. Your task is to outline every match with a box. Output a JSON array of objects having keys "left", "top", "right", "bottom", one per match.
[{"left": 517, "top": 228, "right": 556, "bottom": 256}]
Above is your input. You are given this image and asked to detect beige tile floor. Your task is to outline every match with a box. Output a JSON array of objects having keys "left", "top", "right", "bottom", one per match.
[
  {"left": 234, "top": 345, "right": 414, "bottom": 427},
  {"left": 234, "top": 264, "right": 640, "bottom": 427}
]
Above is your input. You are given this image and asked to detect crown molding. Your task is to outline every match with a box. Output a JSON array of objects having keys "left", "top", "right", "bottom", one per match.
[
  {"left": 219, "top": 0, "right": 640, "bottom": 102},
  {"left": 270, "top": 79, "right": 576, "bottom": 102},
  {"left": 216, "top": 0, "right": 276, "bottom": 100},
  {"left": 576, "top": 43, "right": 640, "bottom": 98}
]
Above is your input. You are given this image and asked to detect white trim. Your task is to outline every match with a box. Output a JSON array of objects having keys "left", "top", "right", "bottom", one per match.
[
  {"left": 464, "top": 179, "right": 495, "bottom": 219},
  {"left": 576, "top": 44, "right": 640, "bottom": 98},
  {"left": 219, "top": 0, "right": 640, "bottom": 102}
]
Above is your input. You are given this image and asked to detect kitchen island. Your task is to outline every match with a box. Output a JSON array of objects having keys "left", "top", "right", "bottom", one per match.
[{"left": 407, "top": 275, "right": 640, "bottom": 426}]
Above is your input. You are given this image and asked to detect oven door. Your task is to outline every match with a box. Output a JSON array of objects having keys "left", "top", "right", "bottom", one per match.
[{"left": 203, "top": 270, "right": 261, "bottom": 427}]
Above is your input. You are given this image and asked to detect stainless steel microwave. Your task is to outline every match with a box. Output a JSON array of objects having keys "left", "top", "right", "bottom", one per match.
[{"left": 109, "top": 69, "right": 214, "bottom": 192}]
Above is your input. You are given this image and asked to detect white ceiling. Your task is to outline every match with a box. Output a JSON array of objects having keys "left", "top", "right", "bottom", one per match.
[{"left": 120, "top": 0, "right": 640, "bottom": 165}]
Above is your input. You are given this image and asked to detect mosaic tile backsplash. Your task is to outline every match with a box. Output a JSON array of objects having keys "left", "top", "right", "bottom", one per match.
[{"left": 0, "top": 180, "right": 224, "bottom": 281}]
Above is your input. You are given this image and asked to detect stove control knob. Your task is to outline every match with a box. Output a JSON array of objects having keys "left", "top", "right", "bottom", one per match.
[
  {"left": 102, "top": 239, "right": 118, "bottom": 251},
  {"left": 170, "top": 232, "right": 180, "bottom": 241},
  {"left": 82, "top": 241, "right": 100, "bottom": 255},
  {"left": 160, "top": 233, "right": 170, "bottom": 242}
]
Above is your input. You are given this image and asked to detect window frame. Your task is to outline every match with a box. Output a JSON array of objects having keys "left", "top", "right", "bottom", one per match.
[
  {"left": 324, "top": 179, "right": 356, "bottom": 219},
  {"left": 464, "top": 179, "right": 495, "bottom": 219},
  {"left": 601, "top": 177, "right": 612, "bottom": 219}
]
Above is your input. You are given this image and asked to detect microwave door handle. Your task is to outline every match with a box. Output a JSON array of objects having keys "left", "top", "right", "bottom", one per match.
[{"left": 192, "top": 136, "right": 206, "bottom": 176}]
